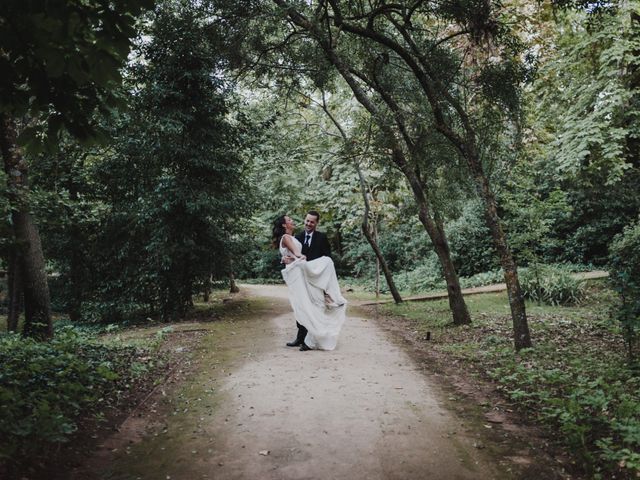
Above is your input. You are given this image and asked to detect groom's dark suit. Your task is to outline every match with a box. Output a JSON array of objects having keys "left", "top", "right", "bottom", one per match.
[
  {"left": 291, "top": 229, "right": 332, "bottom": 344},
  {"left": 296, "top": 230, "right": 332, "bottom": 262}
]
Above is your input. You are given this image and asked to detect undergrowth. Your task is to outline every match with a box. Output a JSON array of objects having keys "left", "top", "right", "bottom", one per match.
[
  {"left": 0, "top": 325, "right": 162, "bottom": 477},
  {"left": 375, "top": 282, "right": 639, "bottom": 479},
  {"left": 346, "top": 262, "right": 592, "bottom": 303}
]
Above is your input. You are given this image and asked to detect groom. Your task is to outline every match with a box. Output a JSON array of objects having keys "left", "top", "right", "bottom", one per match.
[{"left": 286, "top": 210, "right": 332, "bottom": 350}]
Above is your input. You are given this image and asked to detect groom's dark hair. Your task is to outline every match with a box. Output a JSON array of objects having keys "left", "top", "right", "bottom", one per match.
[{"left": 307, "top": 210, "right": 320, "bottom": 221}]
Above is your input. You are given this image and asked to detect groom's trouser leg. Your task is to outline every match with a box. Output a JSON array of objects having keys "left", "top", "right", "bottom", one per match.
[{"left": 296, "top": 321, "right": 308, "bottom": 342}]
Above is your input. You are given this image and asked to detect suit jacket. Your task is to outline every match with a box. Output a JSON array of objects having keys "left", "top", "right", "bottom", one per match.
[{"left": 296, "top": 230, "right": 331, "bottom": 261}]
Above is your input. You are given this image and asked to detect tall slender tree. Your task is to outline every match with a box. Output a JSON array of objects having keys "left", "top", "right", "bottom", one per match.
[
  {"left": 93, "top": 0, "right": 253, "bottom": 320},
  {"left": 316, "top": 92, "right": 403, "bottom": 303}
]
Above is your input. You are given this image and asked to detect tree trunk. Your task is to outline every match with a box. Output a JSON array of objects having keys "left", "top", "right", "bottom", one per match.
[
  {"left": 229, "top": 261, "right": 240, "bottom": 294},
  {"left": 473, "top": 169, "right": 531, "bottom": 349},
  {"left": 7, "top": 249, "right": 23, "bottom": 332},
  {"left": 375, "top": 257, "right": 380, "bottom": 298},
  {"left": 17, "top": 210, "right": 53, "bottom": 339},
  {"left": 317, "top": 89, "right": 402, "bottom": 304},
  {"left": 355, "top": 163, "right": 402, "bottom": 303},
  {"left": 334, "top": 223, "right": 343, "bottom": 256},
  {"left": 203, "top": 275, "right": 211, "bottom": 302},
  {"left": 416, "top": 200, "right": 471, "bottom": 325},
  {"left": 0, "top": 115, "right": 52, "bottom": 340}
]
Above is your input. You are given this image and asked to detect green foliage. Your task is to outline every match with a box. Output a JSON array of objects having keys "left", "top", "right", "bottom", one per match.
[
  {"left": 392, "top": 255, "right": 445, "bottom": 294},
  {"left": 492, "top": 354, "right": 640, "bottom": 478},
  {"left": 0, "top": 0, "right": 152, "bottom": 148},
  {"left": 608, "top": 217, "right": 640, "bottom": 363},
  {"left": 29, "top": 0, "right": 257, "bottom": 323},
  {"left": 516, "top": 2, "right": 640, "bottom": 266},
  {"left": 558, "top": 171, "right": 640, "bottom": 265},
  {"left": 548, "top": 5, "right": 640, "bottom": 184},
  {"left": 446, "top": 200, "right": 498, "bottom": 276},
  {"left": 0, "top": 327, "right": 149, "bottom": 470},
  {"left": 502, "top": 167, "right": 573, "bottom": 265},
  {"left": 459, "top": 269, "right": 505, "bottom": 288},
  {"left": 519, "top": 265, "right": 585, "bottom": 306}
]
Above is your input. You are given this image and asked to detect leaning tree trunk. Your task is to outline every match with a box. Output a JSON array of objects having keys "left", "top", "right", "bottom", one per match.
[
  {"left": 355, "top": 163, "right": 402, "bottom": 303},
  {"left": 339, "top": 59, "right": 467, "bottom": 321},
  {"left": 472, "top": 166, "right": 531, "bottom": 349},
  {"left": 321, "top": 94, "right": 402, "bottom": 304},
  {"left": 414, "top": 190, "right": 471, "bottom": 326},
  {"left": 0, "top": 115, "right": 52, "bottom": 340}
]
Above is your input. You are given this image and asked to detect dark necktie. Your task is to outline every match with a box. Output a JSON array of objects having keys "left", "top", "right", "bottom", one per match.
[{"left": 304, "top": 234, "right": 311, "bottom": 246}]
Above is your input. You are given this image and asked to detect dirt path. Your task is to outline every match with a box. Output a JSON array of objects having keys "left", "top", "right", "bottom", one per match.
[{"left": 72, "top": 285, "right": 544, "bottom": 480}]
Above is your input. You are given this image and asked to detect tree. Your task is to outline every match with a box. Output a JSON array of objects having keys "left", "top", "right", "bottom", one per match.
[
  {"left": 272, "top": 0, "right": 533, "bottom": 345},
  {"left": 0, "top": 0, "right": 152, "bottom": 337},
  {"left": 315, "top": 91, "right": 403, "bottom": 303},
  {"left": 267, "top": 0, "right": 476, "bottom": 325},
  {"left": 90, "top": 0, "right": 253, "bottom": 320}
]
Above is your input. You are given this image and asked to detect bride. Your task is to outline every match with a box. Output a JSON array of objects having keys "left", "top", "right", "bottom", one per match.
[{"left": 272, "top": 215, "right": 347, "bottom": 351}]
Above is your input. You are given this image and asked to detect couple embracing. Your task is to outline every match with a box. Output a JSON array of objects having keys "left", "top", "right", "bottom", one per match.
[{"left": 272, "top": 211, "right": 347, "bottom": 352}]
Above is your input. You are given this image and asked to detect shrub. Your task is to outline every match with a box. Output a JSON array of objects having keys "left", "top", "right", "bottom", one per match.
[
  {"left": 0, "top": 327, "right": 148, "bottom": 473},
  {"left": 608, "top": 217, "right": 640, "bottom": 363},
  {"left": 519, "top": 265, "right": 585, "bottom": 305},
  {"left": 460, "top": 269, "right": 505, "bottom": 288},
  {"left": 446, "top": 200, "right": 498, "bottom": 277},
  {"left": 392, "top": 254, "right": 445, "bottom": 294}
]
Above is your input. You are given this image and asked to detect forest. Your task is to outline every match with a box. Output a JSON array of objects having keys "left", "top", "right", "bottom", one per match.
[{"left": 1, "top": 0, "right": 639, "bottom": 478}]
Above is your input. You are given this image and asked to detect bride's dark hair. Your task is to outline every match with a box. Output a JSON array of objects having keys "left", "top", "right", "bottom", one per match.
[{"left": 272, "top": 215, "right": 287, "bottom": 248}]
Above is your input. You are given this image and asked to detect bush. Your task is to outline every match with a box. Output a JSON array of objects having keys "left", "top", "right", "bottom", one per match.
[
  {"left": 608, "top": 217, "right": 640, "bottom": 363},
  {"left": 391, "top": 254, "right": 445, "bottom": 294},
  {"left": 460, "top": 269, "right": 505, "bottom": 288},
  {"left": 0, "top": 327, "right": 149, "bottom": 473},
  {"left": 519, "top": 265, "right": 585, "bottom": 305},
  {"left": 446, "top": 200, "right": 498, "bottom": 277}
]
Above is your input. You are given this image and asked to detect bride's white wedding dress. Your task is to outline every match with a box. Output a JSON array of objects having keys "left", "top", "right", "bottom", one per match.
[{"left": 280, "top": 235, "right": 347, "bottom": 350}]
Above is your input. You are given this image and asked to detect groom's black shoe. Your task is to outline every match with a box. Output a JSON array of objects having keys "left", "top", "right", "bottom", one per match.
[
  {"left": 286, "top": 339, "right": 303, "bottom": 347},
  {"left": 299, "top": 343, "right": 311, "bottom": 351}
]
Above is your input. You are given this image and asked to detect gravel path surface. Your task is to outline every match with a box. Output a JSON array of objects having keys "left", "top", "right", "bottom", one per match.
[
  {"left": 72, "top": 284, "right": 519, "bottom": 480},
  {"left": 206, "top": 284, "right": 509, "bottom": 480}
]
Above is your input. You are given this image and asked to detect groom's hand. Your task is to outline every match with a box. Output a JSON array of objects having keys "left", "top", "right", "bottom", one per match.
[{"left": 282, "top": 255, "right": 295, "bottom": 264}]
